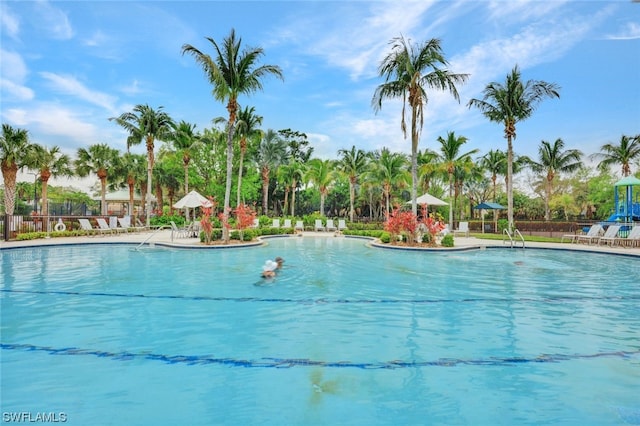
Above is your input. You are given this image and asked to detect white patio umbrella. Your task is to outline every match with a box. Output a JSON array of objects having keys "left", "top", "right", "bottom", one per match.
[
  {"left": 173, "top": 190, "right": 213, "bottom": 209},
  {"left": 407, "top": 193, "right": 448, "bottom": 206}
]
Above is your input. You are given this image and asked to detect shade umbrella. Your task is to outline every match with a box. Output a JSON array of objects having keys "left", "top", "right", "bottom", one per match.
[
  {"left": 173, "top": 190, "right": 213, "bottom": 209},
  {"left": 407, "top": 193, "right": 448, "bottom": 206},
  {"left": 473, "top": 202, "right": 506, "bottom": 233}
]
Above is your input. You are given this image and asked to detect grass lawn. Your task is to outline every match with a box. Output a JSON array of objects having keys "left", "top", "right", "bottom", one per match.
[{"left": 470, "top": 233, "right": 566, "bottom": 244}]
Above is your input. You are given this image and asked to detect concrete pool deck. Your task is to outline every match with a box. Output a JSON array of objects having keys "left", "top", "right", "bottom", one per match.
[{"left": 1, "top": 229, "right": 639, "bottom": 257}]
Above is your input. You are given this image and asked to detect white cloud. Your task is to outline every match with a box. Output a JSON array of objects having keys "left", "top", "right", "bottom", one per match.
[
  {"left": 0, "top": 49, "right": 33, "bottom": 101},
  {"left": 0, "top": 79, "right": 34, "bottom": 102},
  {"left": 34, "top": 0, "right": 74, "bottom": 40},
  {"left": 606, "top": 22, "right": 640, "bottom": 40},
  {"left": 39, "top": 72, "right": 118, "bottom": 114},
  {"left": 1, "top": 4, "right": 20, "bottom": 39}
]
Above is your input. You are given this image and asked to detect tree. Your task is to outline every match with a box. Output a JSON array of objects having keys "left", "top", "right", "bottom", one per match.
[
  {"left": 367, "top": 148, "right": 409, "bottom": 216},
  {"left": 338, "top": 145, "right": 368, "bottom": 222},
  {"left": 468, "top": 65, "right": 560, "bottom": 231},
  {"left": 182, "top": 28, "right": 283, "bottom": 242},
  {"left": 27, "top": 145, "right": 73, "bottom": 216},
  {"left": 373, "top": 35, "right": 468, "bottom": 216},
  {"left": 526, "top": 138, "right": 582, "bottom": 221},
  {"left": 75, "top": 144, "right": 120, "bottom": 215},
  {"left": 111, "top": 104, "right": 174, "bottom": 226},
  {"left": 435, "top": 131, "right": 478, "bottom": 228},
  {"left": 114, "top": 153, "right": 146, "bottom": 218},
  {"left": 255, "top": 129, "right": 287, "bottom": 214},
  {"left": 235, "top": 106, "right": 263, "bottom": 206},
  {"left": 305, "top": 158, "right": 335, "bottom": 217},
  {"left": 1, "top": 124, "right": 33, "bottom": 217},
  {"left": 169, "top": 120, "right": 201, "bottom": 219},
  {"left": 591, "top": 134, "right": 640, "bottom": 177}
]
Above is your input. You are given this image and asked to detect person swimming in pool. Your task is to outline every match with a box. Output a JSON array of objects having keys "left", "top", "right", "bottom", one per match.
[
  {"left": 261, "top": 259, "right": 278, "bottom": 278},
  {"left": 274, "top": 256, "right": 285, "bottom": 269}
]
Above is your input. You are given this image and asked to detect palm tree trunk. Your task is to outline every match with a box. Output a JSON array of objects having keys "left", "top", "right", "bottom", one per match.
[
  {"left": 236, "top": 150, "right": 244, "bottom": 207},
  {"left": 261, "top": 167, "right": 269, "bottom": 215},
  {"left": 410, "top": 108, "right": 419, "bottom": 216},
  {"left": 506, "top": 135, "right": 514, "bottom": 231},
  {"left": 349, "top": 177, "right": 356, "bottom": 222},
  {"left": 184, "top": 160, "right": 190, "bottom": 221},
  {"left": 1, "top": 164, "right": 17, "bottom": 215},
  {"left": 128, "top": 178, "right": 135, "bottom": 217},
  {"left": 290, "top": 179, "right": 297, "bottom": 216},
  {"left": 448, "top": 173, "right": 454, "bottom": 229},
  {"left": 40, "top": 172, "right": 50, "bottom": 216},
  {"left": 146, "top": 135, "right": 155, "bottom": 227}
]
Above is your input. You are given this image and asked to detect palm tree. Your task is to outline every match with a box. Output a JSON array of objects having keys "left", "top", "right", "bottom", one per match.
[
  {"left": 110, "top": 104, "right": 174, "bottom": 226},
  {"left": 417, "top": 148, "right": 439, "bottom": 194},
  {"left": 372, "top": 35, "right": 468, "bottom": 216},
  {"left": 182, "top": 28, "right": 283, "bottom": 242},
  {"left": 338, "top": 145, "right": 368, "bottom": 222},
  {"left": 1, "top": 124, "right": 33, "bottom": 218},
  {"left": 235, "top": 106, "right": 263, "bottom": 206},
  {"left": 368, "top": 148, "right": 409, "bottom": 216},
  {"left": 115, "top": 153, "right": 146, "bottom": 218},
  {"left": 527, "top": 138, "right": 582, "bottom": 221},
  {"left": 480, "top": 149, "right": 507, "bottom": 203},
  {"left": 305, "top": 158, "right": 335, "bottom": 216},
  {"left": 27, "top": 145, "right": 73, "bottom": 216},
  {"left": 591, "top": 134, "right": 640, "bottom": 177},
  {"left": 277, "top": 161, "right": 305, "bottom": 216},
  {"left": 468, "top": 65, "right": 560, "bottom": 231},
  {"left": 436, "top": 131, "right": 478, "bottom": 228},
  {"left": 255, "top": 129, "right": 287, "bottom": 214},
  {"left": 169, "top": 120, "right": 201, "bottom": 220},
  {"left": 75, "top": 143, "right": 120, "bottom": 216}
]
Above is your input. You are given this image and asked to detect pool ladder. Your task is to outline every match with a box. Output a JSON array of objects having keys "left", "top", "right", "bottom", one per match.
[{"left": 503, "top": 229, "right": 525, "bottom": 249}]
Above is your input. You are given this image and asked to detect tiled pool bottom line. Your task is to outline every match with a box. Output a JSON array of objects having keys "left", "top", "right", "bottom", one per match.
[
  {"left": 2, "top": 343, "right": 638, "bottom": 370},
  {"left": 3, "top": 289, "right": 640, "bottom": 304}
]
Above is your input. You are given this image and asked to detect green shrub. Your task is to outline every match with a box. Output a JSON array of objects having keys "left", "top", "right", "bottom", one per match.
[
  {"left": 379, "top": 232, "right": 391, "bottom": 243},
  {"left": 497, "top": 218, "right": 509, "bottom": 233},
  {"left": 151, "top": 214, "right": 185, "bottom": 227},
  {"left": 422, "top": 232, "right": 433, "bottom": 244},
  {"left": 441, "top": 234, "right": 454, "bottom": 247}
]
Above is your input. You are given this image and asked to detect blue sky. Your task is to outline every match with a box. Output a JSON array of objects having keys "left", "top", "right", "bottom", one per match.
[{"left": 2, "top": 0, "right": 639, "bottom": 190}]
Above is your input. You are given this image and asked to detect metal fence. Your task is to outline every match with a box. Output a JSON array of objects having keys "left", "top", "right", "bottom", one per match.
[{"left": 1, "top": 214, "right": 136, "bottom": 241}]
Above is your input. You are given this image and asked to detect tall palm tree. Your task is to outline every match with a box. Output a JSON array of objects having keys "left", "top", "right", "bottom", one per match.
[
  {"left": 417, "top": 148, "right": 439, "bottom": 194},
  {"left": 110, "top": 104, "right": 174, "bottom": 226},
  {"left": 75, "top": 143, "right": 120, "bottom": 215},
  {"left": 338, "top": 145, "right": 368, "bottom": 222},
  {"left": 305, "top": 158, "right": 335, "bottom": 217},
  {"left": 27, "top": 145, "right": 73, "bottom": 216},
  {"left": 182, "top": 28, "right": 283, "bottom": 242},
  {"left": 436, "top": 131, "right": 478, "bottom": 228},
  {"left": 368, "top": 148, "right": 409, "bottom": 216},
  {"left": 1, "top": 124, "right": 33, "bottom": 217},
  {"left": 373, "top": 35, "right": 468, "bottom": 215},
  {"left": 169, "top": 120, "right": 201, "bottom": 220},
  {"left": 468, "top": 65, "right": 560, "bottom": 231},
  {"left": 480, "top": 149, "right": 507, "bottom": 203},
  {"left": 277, "top": 161, "right": 305, "bottom": 216},
  {"left": 115, "top": 153, "right": 146, "bottom": 218},
  {"left": 235, "top": 106, "right": 263, "bottom": 206},
  {"left": 527, "top": 138, "right": 582, "bottom": 221},
  {"left": 591, "top": 134, "right": 640, "bottom": 177},
  {"left": 255, "top": 129, "right": 287, "bottom": 214}
]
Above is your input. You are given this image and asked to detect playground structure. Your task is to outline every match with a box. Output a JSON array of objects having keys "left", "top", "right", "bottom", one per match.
[{"left": 606, "top": 176, "right": 640, "bottom": 223}]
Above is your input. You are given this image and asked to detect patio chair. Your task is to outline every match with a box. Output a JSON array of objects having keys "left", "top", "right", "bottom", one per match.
[
  {"left": 453, "top": 221, "right": 469, "bottom": 237},
  {"left": 118, "top": 217, "right": 145, "bottom": 233},
  {"left": 282, "top": 219, "right": 292, "bottom": 228},
  {"left": 251, "top": 218, "right": 260, "bottom": 229},
  {"left": 271, "top": 218, "right": 280, "bottom": 229},
  {"left": 78, "top": 218, "right": 107, "bottom": 236},
  {"left": 575, "top": 224, "right": 604, "bottom": 245},
  {"left": 314, "top": 219, "right": 325, "bottom": 232},
  {"left": 295, "top": 221, "right": 304, "bottom": 232},
  {"left": 326, "top": 219, "right": 337, "bottom": 232},
  {"left": 597, "top": 225, "right": 621, "bottom": 246},
  {"left": 338, "top": 219, "right": 347, "bottom": 232},
  {"left": 170, "top": 221, "right": 189, "bottom": 239},
  {"left": 96, "top": 218, "right": 116, "bottom": 235},
  {"left": 614, "top": 225, "right": 640, "bottom": 248}
]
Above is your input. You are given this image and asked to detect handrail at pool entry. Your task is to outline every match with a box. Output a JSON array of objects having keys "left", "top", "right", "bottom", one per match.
[
  {"left": 134, "top": 225, "right": 171, "bottom": 250},
  {"left": 503, "top": 228, "right": 525, "bottom": 249}
]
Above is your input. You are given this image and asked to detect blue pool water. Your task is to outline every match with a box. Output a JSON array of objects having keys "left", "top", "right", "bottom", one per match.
[{"left": 1, "top": 237, "right": 639, "bottom": 425}]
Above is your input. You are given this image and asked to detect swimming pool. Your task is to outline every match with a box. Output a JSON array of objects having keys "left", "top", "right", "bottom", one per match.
[{"left": 1, "top": 237, "right": 639, "bottom": 425}]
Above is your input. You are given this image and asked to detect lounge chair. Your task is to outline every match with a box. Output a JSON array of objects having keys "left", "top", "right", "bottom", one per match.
[
  {"left": 314, "top": 219, "right": 325, "bottom": 232},
  {"left": 597, "top": 225, "right": 621, "bottom": 246},
  {"left": 614, "top": 226, "right": 640, "bottom": 248},
  {"left": 78, "top": 218, "right": 107, "bottom": 236},
  {"left": 338, "top": 219, "right": 347, "bottom": 232},
  {"left": 251, "top": 218, "right": 260, "bottom": 229},
  {"left": 271, "top": 218, "right": 280, "bottom": 229},
  {"left": 96, "top": 218, "right": 116, "bottom": 235},
  {"left": 453, "top": 221, "right": 469, "bottom": 237},
  {"left": 118, "top": 217, "right": 145, "bottom": 233},
  {"left": 295, "top": 220, "right": 304, "bottom": 232},
  {"left": 326, "top": 219, "right": 337, "bottom": 232},
  {"left": 575, "top": 224, "right": 604, "bottom": 245},
  {"left": 282, "top": 219, "right": 292, "bottom": 229}
]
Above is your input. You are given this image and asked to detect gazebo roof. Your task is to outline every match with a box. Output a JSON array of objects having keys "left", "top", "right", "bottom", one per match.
[{"left": 614, "top": 176, "right": 640, "bottom": 187}]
